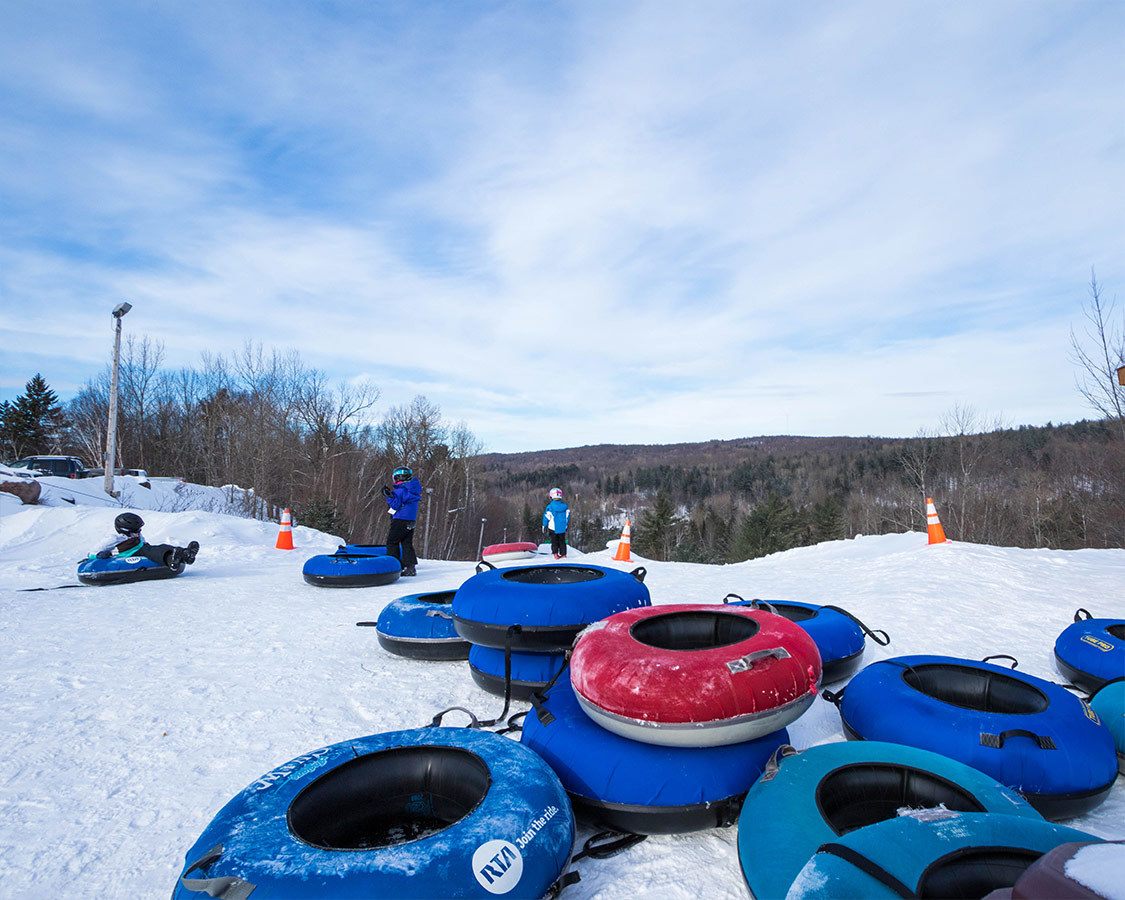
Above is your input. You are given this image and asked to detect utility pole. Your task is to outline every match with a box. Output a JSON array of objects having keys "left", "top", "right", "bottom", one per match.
[
  {"left": 476, "top": 517, "right": 487, "bottom": 560},
  {"left": 423, "top": 487, "right": 434, "bottom": 559},
  {"left": 103, "top": 301, "right": 132, "bottom": 497}
]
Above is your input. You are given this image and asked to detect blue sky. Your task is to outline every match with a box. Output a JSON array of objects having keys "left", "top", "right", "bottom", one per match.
[{"left": 1, "top": 1, "right": 1123, "bottom": 452}]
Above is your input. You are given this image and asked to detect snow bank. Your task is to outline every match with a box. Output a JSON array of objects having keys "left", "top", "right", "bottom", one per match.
[{"left": 0, "top": 512, "right": 1121, "bottom": 897}]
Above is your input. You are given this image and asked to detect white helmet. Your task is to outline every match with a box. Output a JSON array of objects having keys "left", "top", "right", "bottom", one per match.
[{"left": 548, "top": 487, "right": 564, "bottom": 500}]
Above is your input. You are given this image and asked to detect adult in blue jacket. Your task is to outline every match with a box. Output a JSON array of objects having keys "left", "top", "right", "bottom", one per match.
[
  {"left": 542, "top": 488, "right": 570, "bottom": 559},
  {"left": 381, "top": 467, "right": 422, "bottom": 575}
]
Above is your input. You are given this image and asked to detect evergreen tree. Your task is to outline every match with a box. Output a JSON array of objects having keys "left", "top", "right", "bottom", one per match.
[
  {"left": 295, "top": 496, "right": 349, "bottom": 538},
  {"left": 0, "top": 374, "right": 67, "bottom": 458},
  {"left": 635, "top": 490, "right": 679, "bottom": 560},
  {"left": 730, "top": 493, "right": 801, "bottom": 561},
  {"left": 811, "top": 496, "right": 845, "bottom": 542}
]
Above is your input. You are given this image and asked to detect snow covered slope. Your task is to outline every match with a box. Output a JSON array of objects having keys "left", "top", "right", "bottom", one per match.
[
  {"left": 0, "top": 510, "right": 1122, "bottom": 897},
  {"left": 0, "top": 463, "right": 261, "bottom": 517}
]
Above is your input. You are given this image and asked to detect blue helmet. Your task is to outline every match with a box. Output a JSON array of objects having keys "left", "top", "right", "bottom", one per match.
[{"left": 392, "top": 466, "right": 413, "bottom": 483}]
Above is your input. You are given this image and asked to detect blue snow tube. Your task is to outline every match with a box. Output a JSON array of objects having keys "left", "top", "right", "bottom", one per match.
[
  {"left": 453, "top": 563, "right": 651, "bottom": 653},
  {"left": 787, "top": 812, "right": 1100, "bottom": 900},
  {"left": 833, "top": 655, "right": 1119, "bottom": 819},
  {"left": 1090, "top": 678, "right": 1124, "bottom": 774},
  {"left": 736, "top": 740, "right": 1039, "bottom": 899},
  {"left": 469, "top": 646, "right": 567, "bottom": 701},
  {"left": 173, "top": 728, "right": 575, "bottom": 899},
  {"left": 1054, "top": 608, "right": 1125, "bottom": 694},
  {"left": 302, "top": 551, "right": 400, "bottom": 588},
  {"left": 77, "top": 554, "right": 184, "bottom": 586},
  {"left": 723, "top": 595, "right": 889, "bottom": 683},
  {"left": 521, "top": 675, "right": 789, "bottom": 835},
  {"left": 374, "top": 591, "right": 469, "bottom": 661}
]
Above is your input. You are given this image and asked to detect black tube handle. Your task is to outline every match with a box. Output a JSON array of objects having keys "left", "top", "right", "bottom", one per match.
[
  {"left": 981, "top": 654, "right": 1018, "bottom": 669},
  {"left": 572, "top": 830, "right": 647, "bottom": 861},
  {"left": 355, "top": 621, "right": 379, "bottom": 627},
  {"left": 1074, "top": 608, "right": 1092, "bottom": 622},
  {"left": 476, "top": 559, "right": 497, "bottom": 573},
  {"left": 980, "top": 729, "right": 1056, "bottom": 750},
  {"left": 822, "top": 687, "right": 846, "bottom": 706},
  {"left": 823, "top": 605, "right": 890, "bottom": 646},
  {"left": 429, "top": 706, "right": 481, "bottom": 729},
  {"left": 722, "top": 593, "right": 745, "bottom": 604},
  {"left": 179, "top": 844, "right": 256, "bottom": 899},
  {"left": 630, "top": 566, "right": 646, "bottom": 583}
]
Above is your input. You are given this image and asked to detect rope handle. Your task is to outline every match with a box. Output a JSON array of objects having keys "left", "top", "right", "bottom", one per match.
[
  {"left": 1074, "top": 608, "right": 1092, "bottom": 622},
  {"left": 630, "top": 566, "right": 646, "bottom": 583},
  {"left": 981, "top": 654, "right": 1018, "bottom": 669},
  {"left": 823, "top": 605, "right": 891, "bottom": 646},
  {"left": 495, "top": 710, "right": 529, "bottom": 735},
  {"left": 980, "top": 729, "right": 1056, "bottom": 750},
  {"left": 179, "top": 844, "right": 256, "bottom": 899},
  {"left": 355, "top": 621, "right": 379, "bottom": 627},
  {"left": 721, "top": 593, "right": 745, "bottom": 604},
  {"left": 476, "top": 560, "right": 497, "bottom": 573}
]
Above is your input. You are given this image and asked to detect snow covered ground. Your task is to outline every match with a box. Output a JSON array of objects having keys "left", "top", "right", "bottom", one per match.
[{"left": 0, "top": 506, "right": 1122, "bottom": 897}]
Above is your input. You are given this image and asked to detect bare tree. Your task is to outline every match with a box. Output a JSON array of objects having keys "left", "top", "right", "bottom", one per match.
[{"left": 1070, "top": 270, "right": 1125, "bottom": 441}]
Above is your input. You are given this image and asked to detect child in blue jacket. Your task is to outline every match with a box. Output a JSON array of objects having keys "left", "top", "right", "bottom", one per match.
[
  {"left": 382, "top": 466, "right": 422, "bottom": 575},
  {"left": 542, "top": 488, "right": 570, "bottom": 559}
]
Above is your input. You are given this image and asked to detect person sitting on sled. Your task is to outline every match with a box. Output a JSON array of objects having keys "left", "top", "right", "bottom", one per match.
[
  {"left": 88, "top": 512, "right": 200, "bottom": 568},
  {"left": 542, "top": 487, "right": 570, "bottom": 559}
]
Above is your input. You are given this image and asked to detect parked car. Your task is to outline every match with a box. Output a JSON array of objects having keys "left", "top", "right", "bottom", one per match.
[{"left": 7, "top": 456, "right": 91, "bottom": 479}]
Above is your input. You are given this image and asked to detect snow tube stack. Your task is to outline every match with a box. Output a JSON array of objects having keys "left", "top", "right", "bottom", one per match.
[
  {"left": 571, "top": 604, "right": 821, "bottom": 746},
  {"left": 1054, "top": 607, "right": 1125, "bottom": 694},
  {"left": 77, "top": 554, "right": 184, "bottom": 586},
  {"left": 522, "top": 674, "right": 789, "bottom": 835},
  {"left": 737, "top": 740, "right": 1043, "bottom": 898},
  {"left": 302, "top": 546, "right": 401, "bottom": 588},
  {"left": 831, "top": 655, "right": 1119, "bottom": 818},
  {"left": 372, "top": 591, "right": 470, "bottom": 661},
  {"left": 173, "top": 728, "right": 575, "bottom": 898},
  {"left": 453, "top": 562, "right": 651, "bottom": 699},
  {"left": 481, "top": 541, "right": 538, "bottom": 562},
  {"left": 788, "top": 813, "right": 1100, "bottom": 900},
  {"left": 723, "top": 595, "right": 890, "bottom": 683},
  {"left": 520, "top": 603, "right": 820, "bottom": 835}
]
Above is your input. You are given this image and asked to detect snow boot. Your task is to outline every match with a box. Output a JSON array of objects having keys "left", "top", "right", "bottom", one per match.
[
  {"left": 182, "top": 541, "right": 200, "bottom": 565},
  {"left": 166, "top": 547, "right": 185, "bottom": 567},
  {"left": 402, "top": 565, "right": 417, "bottom": 577}
]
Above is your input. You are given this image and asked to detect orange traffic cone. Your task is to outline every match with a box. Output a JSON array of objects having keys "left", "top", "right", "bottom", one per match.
[
  {"left": 613, "top": 518, "right": 632, "bottom": 562},
  {"left": 276, "top": 507, "right": 295, "bottom": 550},
  {"left": 925, "top": 497, "right": 948, "bottom": 545}
]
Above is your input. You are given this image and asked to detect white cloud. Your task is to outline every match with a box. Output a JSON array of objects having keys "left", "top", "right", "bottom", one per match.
[{"left": 1, "top": 1, "right": 1122, "bottom": 450}]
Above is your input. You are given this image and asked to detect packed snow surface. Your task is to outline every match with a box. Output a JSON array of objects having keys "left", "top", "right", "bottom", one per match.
[
  {"left": 1065, "top": 842, "right": 1125, "bottom": 899},
  {"left": 0, "top": 506, "right": 1122, "bottom": 897}
]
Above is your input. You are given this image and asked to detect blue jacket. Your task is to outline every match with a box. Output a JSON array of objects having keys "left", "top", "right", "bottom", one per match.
[
  {"left": 386, "top": 477, "right": 422, "bottom": 520},
  {"left": 543, "top": 499, "right": 570, "bottom": 534}
]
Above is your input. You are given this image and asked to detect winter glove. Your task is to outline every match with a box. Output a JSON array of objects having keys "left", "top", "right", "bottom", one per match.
[
  {"left": 96, "top": 550, "right": 112, "bottom": 559},
  {"left": 381, "top": 485, "right": 393, "bottom": 498}
]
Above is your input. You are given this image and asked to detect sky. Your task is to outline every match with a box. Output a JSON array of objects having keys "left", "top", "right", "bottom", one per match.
[{"left": 1, "top": 1, "right": 1123, "bottom": 453}]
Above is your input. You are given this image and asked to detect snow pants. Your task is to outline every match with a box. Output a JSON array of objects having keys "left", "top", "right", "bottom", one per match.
[
  {"left": 386, "top": 519, "right": 418, "bottom": 568},
  {"left": 549, "top": 531, "right": 567, "bottom": 557}
]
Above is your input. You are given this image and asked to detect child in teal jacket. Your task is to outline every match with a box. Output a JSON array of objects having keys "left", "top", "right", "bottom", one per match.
[{"left": 542, "top": 488, "right": 570, "bottom": 559}]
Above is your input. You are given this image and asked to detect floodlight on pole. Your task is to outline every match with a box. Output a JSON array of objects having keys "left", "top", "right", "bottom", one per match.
[{"left": 103, "top": 302, "right": 132, "bottom": 497}]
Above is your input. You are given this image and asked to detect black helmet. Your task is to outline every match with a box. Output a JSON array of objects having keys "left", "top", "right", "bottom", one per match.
[
  {"left": 115, "top": 512, "right": 144, "bottom": 535},
  {"left": 392, "top": 466, "right": 413, "bottom": 483}
]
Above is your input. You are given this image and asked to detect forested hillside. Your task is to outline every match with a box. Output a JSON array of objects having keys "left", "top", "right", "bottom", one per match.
[{"left": 477, "top": 419, "right": 1124, "bottom": 561}]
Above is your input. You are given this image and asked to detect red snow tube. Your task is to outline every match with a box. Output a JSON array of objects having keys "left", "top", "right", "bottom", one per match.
[
  {"left": 571, "top": 604, "right": 822, "bottom": 747},
  {"left": 481, "top": 541, "right": 538, "bottom": 561}
]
